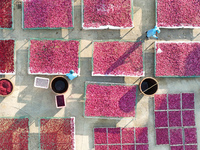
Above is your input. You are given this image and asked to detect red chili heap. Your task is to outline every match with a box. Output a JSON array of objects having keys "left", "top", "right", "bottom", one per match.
[{"left": 0, "top": 79, "right": 13, "bottom": 95}]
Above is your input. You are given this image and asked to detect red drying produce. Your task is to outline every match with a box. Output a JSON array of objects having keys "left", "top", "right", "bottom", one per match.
[
  {"left": 0, "top": 40, "right": 15, "bottom": 74},
  {"left": 40, "top": 118, "right": 75, "bottom": 150},
  {"left": 157, "top": 0, "right": 200, "bottom": 27},
  {"left": 0, "top": 118, "right": 29, "bottom": 149},
  {"left": 0, "top": 0, "right": 13, "bottom": 28},
  {"left": 93, "top": 41, "right": 144, "bottom": 76},
  {"left": 23, "top": 0, "right": 73, "bottom": 28},
  {"left": 83, "top": 0, "right": 133, "bottom": 28},
  {"left": 29, "top": 39, "right": 79, "bottom": 74},
  {"left": 155, "top": 42, "right": 200, "bottom": 77},
  {"left": 85, "top": 83, "right": 137, "bottom": 118},
  {"left": 0, "top": 79, "right": 13, "bottom": 95}
]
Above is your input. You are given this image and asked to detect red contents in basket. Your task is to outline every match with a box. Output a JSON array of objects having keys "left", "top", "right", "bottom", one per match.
[
  {"left": 0, "top": 79, "right": 13, "bottom": 95},
  {"left": 56, "top": 95, "right": 65, "bottom": 107}
]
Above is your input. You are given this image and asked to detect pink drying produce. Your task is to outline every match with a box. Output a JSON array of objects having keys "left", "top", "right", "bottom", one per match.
[
  {"left": 95, "top": 145, "right": 107, "bottom": 150},
  {"left": 94, "top": 128, "right": 107, "bottom": 144},
  {"left": 154, "top": 111, "right": 168, "bottom": 127},
  {"left": 170, "top": 146, "right": 184, "bottom": 150},
  {"left": 93, "top": 41, "right": 144, "bottom": 76},
  {"left": 0, "top": 0, "right": 13, "bottom": 28},
  {"left": 169, "top": 128, "right": 183, "bottom": 145},
  {"left": 40, "top": 118, "right": 75, "bottom": 150},
  {"left": 185, "top": 145, "right": 198, "bottom": 150},
  {"left": 29, "top": 39, "right": 79, "bottom": 74},
  {"left": 168, "top": 94, "right": 181, "bottom": 109},
  {"left": 0, "top": 118, "right": 29, "bottom": 150},
  {"left": 83, "top": 0, "right": 133, "bottom": 28},
  {"left": 182, "top": 93, "right": 194, "bottom": 109},
  {"left": 182, "top": 110, "right": 195, "bottom": 126},
  {"left": 184, "top": 128, "right": 197, "bottom": 144},
  {"left": 135, "top": 127, "right": 148, "bottom": 144},
  {"left": 85, "top": 83, "right": 136, "bottom": 118},
  {"left": 155, "top": 42, "right": 200, "bottom": 77},
  {"left": 154, "top": 94, "right": 167, "bottom": 110},
  {"left": 108, "top": 145, "right": 121, "bottom": 150},
  {"left": 0, "top": 40, "right": 15, "bottom": 74},
  {"left": 122, "top": 145, "right": 135, "bottom": 150},
  {"left": 122, "top": 128, "right": 134, "bottom": 144},
  {"left": 23, "top": 0, "right": 73, "bottom": 28},
  {"left": 157, "top": 0, "right": 200, "bottom": 27},
  {"left": 136, "top": 145, "right": 149, "bottom": 150},
  {"left": 156, "top": 128, "right": 169, "bottom": 145},
  {"left": 107, "top": 128, "right": 121, "bottom": 144},
  {"left": 168, "top": 111, "right": 182, "bottom": 127}
]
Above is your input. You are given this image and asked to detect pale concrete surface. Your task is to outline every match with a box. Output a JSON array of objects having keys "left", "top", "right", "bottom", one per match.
[{"left": 0, "top": 0, "right": 200, "bottom": 150}]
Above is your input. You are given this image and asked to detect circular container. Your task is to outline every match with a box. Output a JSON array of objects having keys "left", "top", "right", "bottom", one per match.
[
  {"left": 50, "top": 76, "right": 69, "bottom": 94},
  {"left": 139, "top": 77, "right": 158, "bottom": 96},
  {"left": 0, "top": 78, "right": 14, "bottom": 97}
]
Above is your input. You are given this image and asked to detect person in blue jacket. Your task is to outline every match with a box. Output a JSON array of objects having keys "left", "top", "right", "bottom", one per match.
[
  {"left": 146, "top": 26, "right": 160, "bottom": 39},
  {"left": 66, "top": 70, "right": 77, "bottom": 80}
]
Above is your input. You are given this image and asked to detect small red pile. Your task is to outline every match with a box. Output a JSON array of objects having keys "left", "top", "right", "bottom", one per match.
[{"left": 0, "top": 79, "right": 13, "bottom": 95}]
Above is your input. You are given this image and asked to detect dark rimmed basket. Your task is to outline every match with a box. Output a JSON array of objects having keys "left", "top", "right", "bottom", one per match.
[
  {"left": 50, "top": 76, "right": 69, "bottom": 95},
  {"left": 139, "top": 77, "right": 158, "bottom": 96}
]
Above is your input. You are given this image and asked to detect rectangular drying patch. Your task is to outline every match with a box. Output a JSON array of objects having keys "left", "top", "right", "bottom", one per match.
[
  {"left": 182, "top": 110, "right": 195, "bottom": 127},
  {"left": 184, "top": 128, "right": 197, "bottom": 144},
  {"left": 39, "top": 118, "right": 75, "bottom": 150},
  {"left": 154, "top": 111, "right": 168, "bottom": 127},
  {"left": 154, "top": 94, "right": 167, "bottom": 110},
  {"left": 0, "top": 40, "right": 15, "bottom": 74},
  {"left": 94, "top": 128, "right": 107, "bottom": 144},
  {"left": 185, "top": 145, "right": 198, "bottom": 150},
  {"left": 0, "top": 118, "right": 29, "bottom": 149},
  {"left": 94, "top": 127, "right": 149, "bottom": 149},
  {"left": 168, "top": 111, "right": 182, "bottom": 127},
  {"left": 0, "top": 0, "right": 13, "bottom": 28},
  {"left": 182, "top": 93, "right": 195, "bottom": 109},
  {"left": 154, "top": 93, "right": 197, "bottom": 148},
  {"left": 82, "top": 0, "right": 133, "bottom": 29},
  {"left": 92, "top": 41, "right": 144, "bottom": 77},
  {"left": 108, "top": 145, "right": 121, "bottom": 150},
  {"left": 169, "top": 128, "right": 183, "bottom": 145},
  {"left": 136, "top": 145, "right": 149, "bottom": 150},
  {"left": 168, "top": 94, "right": 181, "bottom": 110},
  {"left": 170, "top": 146, "right": 184, "bottom": 150},
  {"left": 108, "top": 128, "right": 121, "bottom": 144},
  {"left": 23, "top": 0, "right": 73, "bottom": 29},
  {"left": 155, "top": 128, "right": 169, "bottom": 145},
  {"left": 156, "top": 0, "right": 200, "bottom": 28},
  {"left": 155, "top": 42, "right": 200, "bottom": 77},
  {"left": 29, "top": 39, "right": 80, "bottom": 75},
  {"left": 122, "top": 145, "right": 135, "bottom": 150},
  {"left": 135, "top": 127, "right": 148, "bottom": 144},
  {"left": 95, "top": 145, "right": 107, "bottom": 150},
  {"left": 122, "top": 127, "right": 134, "bottom": 144},
  {"left": 84, "top": 82, "right": 137, "bottom": 118}
]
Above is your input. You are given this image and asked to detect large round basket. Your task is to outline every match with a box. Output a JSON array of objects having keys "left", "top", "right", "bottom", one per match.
[
  {"left": 50, "top": 76, "right": 69, "bottom": 95},
  {"left": 139, "top": 77, "right": 158, "bottom": 96}
]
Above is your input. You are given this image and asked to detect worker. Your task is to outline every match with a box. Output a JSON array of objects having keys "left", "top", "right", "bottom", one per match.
[
  {"left": 146, "top": 26, "right": 160, "bottom": 39},
  {"left": 66, "top": 70, "right": 77, "bottom": 80}
]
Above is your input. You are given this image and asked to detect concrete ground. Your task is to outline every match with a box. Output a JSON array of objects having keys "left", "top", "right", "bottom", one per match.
[{"left": 0, "top": 0, "right": 200, "bottom": 149}]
